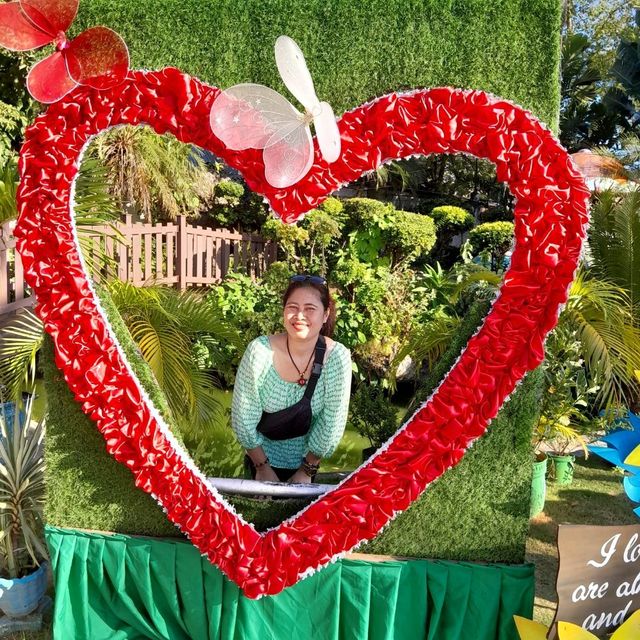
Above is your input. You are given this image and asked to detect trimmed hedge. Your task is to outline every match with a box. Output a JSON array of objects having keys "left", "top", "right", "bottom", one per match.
[
  {"left": 388, "top": 210, "right": 436, "bottom": 261},
  {"left": 430, "top": 205, "right": 475, "bottom": 236},
  {"left": 360, "top": 301, "right": 543, "bottom": 562},
  {"left": 469, "top": 221, "right": 515, "bottom": 268},
  {"left": 74, "top": 0, "right": 561, "bottom": 128}
]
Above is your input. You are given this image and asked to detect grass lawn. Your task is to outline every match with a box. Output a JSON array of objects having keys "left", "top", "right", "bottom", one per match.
[{"left": 527, "top": 455, "right": 637, "bottom": 627}]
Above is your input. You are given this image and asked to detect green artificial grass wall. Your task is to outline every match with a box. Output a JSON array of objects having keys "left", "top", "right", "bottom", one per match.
[
  {"left": 360, "top": 301, "right": 544, "bottom": 562},
  {"left": 42, "top": 287, "right": 179, "bottom": 536},
  {"left": 74, "top": 0, "right": 562, "bottom": 129}
]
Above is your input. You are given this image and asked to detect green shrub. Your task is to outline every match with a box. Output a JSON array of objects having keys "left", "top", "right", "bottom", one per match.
[
  {"left": 316, "top": 197, "right": 346, "bottom": 225},
  {"left": 332, "top": 260, "right": 418, "bottom": 381},
  {"left": 339, "top": 198, "right": 394, "bottom": 264},
  {"left": 430, "top": 205, "right": 475, "bottom": 265},
  {"left": 261, "top": 218, "right": 309, "bottom": 266},
  {"left": 468, "top": 221, "right": 515, "bottom": 268},
  {"left": 430, "top": 205, "right": 475, "bottom": 236},
  {"left": 301, "top": 209, "right": 342, "bottom": 275},
  {"left": 342, "top": 198, "right": 393, "bottom": 228},
  {"left": 349, "top": 385, "right": 399, "bottom": 449},
  {"left": 205, "top": 179, "right": 244, "bottom": 227},
  {"left": 237, "top": 190, "right": 270, "bottom": 231},
  {"left": 387, "top": 210, "right": 436, "bottom": 263}
]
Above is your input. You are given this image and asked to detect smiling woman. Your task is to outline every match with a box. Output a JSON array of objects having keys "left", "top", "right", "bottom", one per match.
[{"left": 231, "top": 274, "right": 352, "bottom": 484}]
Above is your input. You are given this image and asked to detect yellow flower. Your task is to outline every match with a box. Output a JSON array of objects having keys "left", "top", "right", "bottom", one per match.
[{"left": 514, "top": 610, "right": 640, "bottom": 640}]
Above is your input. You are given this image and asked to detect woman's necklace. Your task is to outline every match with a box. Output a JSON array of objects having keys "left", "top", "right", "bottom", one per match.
[{"left": 286, "top": 336, "right": 315, "bottom": 386}]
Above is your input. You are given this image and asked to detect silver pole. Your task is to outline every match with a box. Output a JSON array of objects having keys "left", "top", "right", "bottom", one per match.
[{"left": 207, "top": 477, "right": 334, "bottom": 499}]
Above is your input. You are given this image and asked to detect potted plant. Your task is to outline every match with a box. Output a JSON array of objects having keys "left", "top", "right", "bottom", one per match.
[
  {"left": 349, "top": 385, "right": 399, "bottom": 461},
  {"left": 533, "top": 334, "right": 600, "bottom": 487},
  {"left": 0, "top": 397, "right": 48, "bottom": 618}
]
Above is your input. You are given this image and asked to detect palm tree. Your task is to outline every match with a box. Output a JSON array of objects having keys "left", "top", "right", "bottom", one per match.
[
  {"left": 0, "top": 309, "right": 43, "bottom": 402},
  {"left": 588, "top": 187, "right": 640, "bottom": 313},
  {"left": 88, "top": 126, "right": 215, "bottom": 223},
  {"left": 559, "top": 268, "right": 640, "bottom": 408},
  {"left": 105, "top": 280, "right": 242, "bottom": 433},
  {"left": 559, "top": 33, "right": 626, "bottom": 151}
]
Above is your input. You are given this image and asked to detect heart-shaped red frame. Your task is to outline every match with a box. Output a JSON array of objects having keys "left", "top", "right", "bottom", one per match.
[{"left": 15, "top": 68, "right": 589, "bottom": 598}]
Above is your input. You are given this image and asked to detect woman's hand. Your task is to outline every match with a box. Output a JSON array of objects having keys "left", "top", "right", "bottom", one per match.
[
  {"left": 255, "top": 464, "right": 280, "bottom": 483},
  {"left": 288, "top": 469, "right": 312, "bottom": 484}
]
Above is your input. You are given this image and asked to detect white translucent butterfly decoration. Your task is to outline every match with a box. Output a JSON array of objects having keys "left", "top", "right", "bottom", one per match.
[{"left": 209, "top": 36, "right": 341, "bottom": 189}]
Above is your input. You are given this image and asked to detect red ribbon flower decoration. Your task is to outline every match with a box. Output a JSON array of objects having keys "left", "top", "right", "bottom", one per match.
[{"left": 0, "top": 0, "right": 128, "bottom": 103}]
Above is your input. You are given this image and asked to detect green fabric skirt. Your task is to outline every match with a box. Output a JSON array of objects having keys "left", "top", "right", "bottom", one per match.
[{"left": 46, "top": 526, "right": 534, "bottom": 640}]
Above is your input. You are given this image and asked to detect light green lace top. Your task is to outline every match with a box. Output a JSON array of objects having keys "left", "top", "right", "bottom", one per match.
[{"left": 231, "top": 336, "right": 352, "bottom": 469}]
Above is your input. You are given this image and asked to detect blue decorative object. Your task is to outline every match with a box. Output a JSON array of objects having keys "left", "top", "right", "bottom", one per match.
[
  {"left": 0, "top": 562, "right": 48, "bottom": 617},
  {"left": 590, "top": 412, "right": 640, "bottom": 517},
  {"left": 0, "top": 401, "right": 27, "bottom": 439}
]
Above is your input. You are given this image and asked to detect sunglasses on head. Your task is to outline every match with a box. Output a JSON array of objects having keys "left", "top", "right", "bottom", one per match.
[{"left": 289, "top": 274, "right": 327, "bottom": 286}]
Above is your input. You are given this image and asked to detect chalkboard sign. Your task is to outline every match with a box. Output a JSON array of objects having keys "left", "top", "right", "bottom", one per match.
[{"left": 554, "top": 525, "right": 640, "bottom": 637}]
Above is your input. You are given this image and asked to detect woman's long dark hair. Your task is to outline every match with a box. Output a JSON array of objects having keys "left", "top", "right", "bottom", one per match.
[{"left": 282, "top": 280, "right": 337, "bottom": 338}]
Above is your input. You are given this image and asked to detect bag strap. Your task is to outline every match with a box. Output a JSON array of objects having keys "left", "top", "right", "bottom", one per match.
[{"left": 303, "top": 335, "right": 326, "bottom": 400}]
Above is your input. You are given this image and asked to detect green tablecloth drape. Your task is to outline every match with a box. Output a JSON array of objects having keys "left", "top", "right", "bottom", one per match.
[{"left": 46, "top": 526, "right": 534, "bottom": 640}]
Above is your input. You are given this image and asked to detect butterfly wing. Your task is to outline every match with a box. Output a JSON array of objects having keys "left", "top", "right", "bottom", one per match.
[
  {"left": 263, "top": 123, "right": 313, "bottom": 188},
  {"left": 27, "top": 51, "right": 78, "bottom": 103},
  {"left": 0, "top": 2, "right": 53, "bottom": 50},
  {"left": 314, "top": 101, "right": 341, "bottom": 163},
  {"left": 18, "top": 0, "right": 78, "bottom": 35},
  {"left": 274, "top": 35, "right": 320, "bottom": 114},
  {"left": 210, "top": 83, "right": 303, "bottom": 151},
  {"left": 65, "top": 26, "right": 129, "bottom": 89}
]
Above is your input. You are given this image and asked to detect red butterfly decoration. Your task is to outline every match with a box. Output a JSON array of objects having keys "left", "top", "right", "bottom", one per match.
[{"left": 0, "top": 0, "right": 129, "bottom": 103}]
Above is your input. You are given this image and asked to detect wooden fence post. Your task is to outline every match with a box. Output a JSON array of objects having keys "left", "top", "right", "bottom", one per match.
[
  {"left": 176, "top": 215, "right": 187, "bottom": 291},
  {"left": 119, "top": 214, "right": 132, "bottom": 282}
]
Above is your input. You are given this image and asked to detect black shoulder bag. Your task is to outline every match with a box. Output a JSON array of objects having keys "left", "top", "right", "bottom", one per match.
[{"left": 256, "top": 335, "right": 326, "bottom": 440}]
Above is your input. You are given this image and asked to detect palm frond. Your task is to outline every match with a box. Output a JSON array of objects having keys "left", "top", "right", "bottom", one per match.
[
  {"left": 74, "top": 156, "right": 125, "bottom": 280},
  {"left": 106, "top": 280, "right": 232, "bottom": 430},
  {"left": 589, "top": 189, "right": 640, "bottom": 311},
  {"left": 0, "top": 160, "right": 18, "bottom": 225},
  {"left": 389, "top": 312, "right": 462, "bottom": 390},
  {"left": 559, "top": 270, "right": 640, "bottom": 407},
  {"left": 0, "top": 310, "right": 44, "bottom": 401},
  {"left": 89, "top": 126, "right": 211, "bottom": 222}
]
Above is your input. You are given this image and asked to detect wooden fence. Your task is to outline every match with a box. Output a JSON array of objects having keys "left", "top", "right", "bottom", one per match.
[{"left": 0, "top": 215, "right": 276, "bottom": 318}]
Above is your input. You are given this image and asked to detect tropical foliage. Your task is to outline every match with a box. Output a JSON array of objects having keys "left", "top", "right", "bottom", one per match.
[
  {"left": 87, "top": 125, "right": 215, "bottom": 223},
  {"left": 589, "top": 186, "right": 640, "bottom": 311},
  {"left": 0, "top": 398, "right": 47, "bottom": 579},
  {"left": 103, "top": 280, "right": 242, "bottom": 432},
  {"left": 0, "top": 159, "right": 17, "bottom": 225}
]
